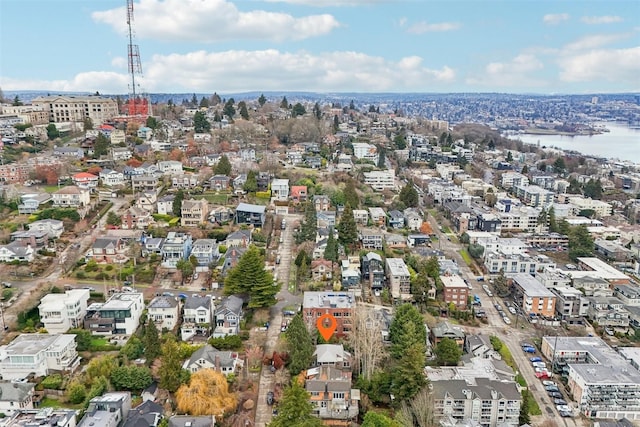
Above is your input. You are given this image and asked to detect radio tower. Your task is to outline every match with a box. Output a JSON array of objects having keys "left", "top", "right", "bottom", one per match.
[{"left": 125, "top": 0, "right": 148, "bottom": 117}]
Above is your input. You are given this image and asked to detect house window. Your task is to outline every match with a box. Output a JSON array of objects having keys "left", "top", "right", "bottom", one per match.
[{"left": 333, "top": 392, "right": 345, "bottom": 399}]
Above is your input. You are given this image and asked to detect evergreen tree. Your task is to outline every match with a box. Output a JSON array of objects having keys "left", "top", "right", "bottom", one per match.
[
  {"left": 191, "top": 93, "right": 198, "bottom": 106},
  {"left": 394, "top": 134, "right": 407, "bottom": 150},
  {"left": 210, "top": 92, "right": 221, "bottom": 105},
  {"left": 377, "top": 147, "right": 386, "bottom": 168},
  {"left": 46, "top": 123, "right": 60, "bottom": 140},
  {"left": 243, "top": 170, "right": 257, "bottom": 193},
  {"left": 269, "top": 381, "right": 323, "bottom": 427},
  {"left": 333, "top": 115, "right": 339, "bottom": 132},
  {"left": 159, "top": 337, "right": 190, "bottom": 392},
  {"left": 280, "top": 96, "right": 289, "bottom": 109},
  {"left": 222, "top": 99, "right": 235, "bottom": 120},
  {"left": 291, "top": 103, "right": 306, "bottom": 117},
  {"left": 296, "top": 201, "right": 317, "bottom": 243},
  {"left": 258, "top": 94, "right": 266, "bottom": 106},
  {"left": 143, "top": 320, "right": 161, "bottom": 364},
  {"left": 390, "top": 342, "right": 427, "bottom": 402},
  {"left": 519, "top": 390, "right": 531, "bottom": 425},
  {"left": 337, "top": 204, "right": 358, "bottom": 249},
  {"left": 224, "top": 245, "right": 276, "bottom": 307},
  {"left": 214, "top": 155, "right": 232, "bottom": 176},
  {"left": 548, "top": 206, "right": 558, "bottom": 233},
  {"left": 199, "top": 97, "right": 209, "bottom": 108},
  {"left": 399, "top": 183, "right": 419, "bottom": 208},
  {"left": 284, "top": 314, "right": 314, "bottom": 375},
  {"left": 349, "top": 100, "right": 356, "bottom": 110},
  {"left": 313, "top": 102, "right": 321, "bottom": 119},
  {"left": 193, "top": 111, "right": 211, "bottom": 133},
  {"left": 93, "top": 133, "right": 109, "bottom": 158},
  {"left": 568, "top": 224, "right": 594, "bottom": 261},
  {"left": 172, "top": 189, "right": 184, "bottom": 217},
  {"left": 389, "top": 304, "right": 426, "bottom": 360},
  {"left": 506, "top": 151, "right": 513, "bottom": 162},
  {"left": 238, "top": 101, "right": 249, "bottom": 120},
  {"left": 323, "top": 229, "right": 339, "bottom": 263},
  {"left": 343, "top": 180, "right": 359, "bottom": 208},
  {"left": 521, "top": 165, "right": 529, "bottom": 174}
]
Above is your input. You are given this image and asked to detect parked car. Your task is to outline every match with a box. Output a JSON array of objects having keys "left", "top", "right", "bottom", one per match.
[
  {"left": 503, "top": 316, "right": 511, "bottom": 325},
  {"left": 605, "top": 328, "right": 614, "bottom": 336},
  {"left": 559, "top": 410, "right": 573, "bottom": 418},
  {"left": 530, "top": 357, "right": 542, "bottom": 363},
  {"left": 554, "top": 399, "right": 567, "bottom": 406},
  {"left": 557, "top": 405, "right": 571, "bottom": 412},
  {"left": 535, "top": 371, "right": 551, "bottom": 379},
  {"left": 508, "top": 306, "right": 517, "bottom": 315},
  {"left": 266, "top": 391, "right": 275, "bottom": 405},
  {"left": 545, "top": 385, "right": 560, "bottom": 392},
  {"left": 533, "top": 362, "right": 547, "bottom": 368},
  {"left": 522, "top": 346, "right": 536, "bottom": 353},
  {"left": 548, "top": 391, "right": 563, "bottom": 399},
  {"left": 542, "top": 380, "right": 557, "bottom": 387}
]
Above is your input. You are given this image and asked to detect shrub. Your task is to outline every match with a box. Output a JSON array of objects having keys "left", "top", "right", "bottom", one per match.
[
  {"left": 41, "top": 374, "right": 64, "bottom": 390},
  {"left": 66, "top": 381, "right": 86, "bottom": 404}
]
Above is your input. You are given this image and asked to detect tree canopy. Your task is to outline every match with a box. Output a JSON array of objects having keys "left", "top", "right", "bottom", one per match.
[
  {"left": 268, "top": 381, "right": 323, "bottom": 427},
  {"left": 399, "top": 183, "right": 419, "bottom": 208},
  {"left": 224, "top": 245, "right": 276, "bottom": 308},
  {"left": 193, "top": 111, "right": 211, "bottom": 133},
  {"left": 176, "top": 369, "right": 237, "bottom": 416},
  {"left": 172, "top": 189, "right": 184, "bottom": 217},
  {"left": 214, "top": 155, "right": 232, "bottom": 176},
  {"left": 434, "top": 337, "right": 462, "bottom": 366},
  {"left": 159, "top": 337, "right": 190, "bottom": 392},
  {"left": 284, "top": 314, "right": 314, "bottom": 375},
  {"left": 296, "top": 201, "right": 317, "bottom": 243},
  {"left": 337, "top": 204, "right": 358, "bottom": 249}
]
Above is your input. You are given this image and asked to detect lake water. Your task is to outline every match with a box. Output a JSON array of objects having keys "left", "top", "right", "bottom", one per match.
[{"left": 507, "top": 122, "right": 640, "bottom": 164}]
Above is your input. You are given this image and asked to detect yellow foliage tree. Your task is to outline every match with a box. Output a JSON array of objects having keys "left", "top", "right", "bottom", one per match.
[{"left": 175, "top": 369, "right": 237, "bottom": 417}]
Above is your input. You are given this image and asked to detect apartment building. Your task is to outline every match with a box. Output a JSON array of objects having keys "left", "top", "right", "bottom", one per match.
[
  {"left": 513, "top": 184, "right": 554, "bottom": 208},
  {"left": 181, "top": 198, "right": 209, "bottom": 227},
  {"left": 361, "top": 252, "right": 385, "bottom": 293},
  {"left": 541, "top": 336, "right": 640, "bottom": 420},
  {"left": 484, "top": 252, "right": 555, "bottom": 276},
  {"left": 31, "top": 95, "right": 118, "bottom": 126},
  {"left": 385, "top": 258, "right": 411, "bottom": 301},
  {"left": 161, "top": 232, "right": 193, "bottom": 268},
  {"left": 84, "top": 292, "right": 144, "bottom": 336},
  {"left": 568, "top": 196, "right": 613, "bottom": 218},
  {"left": 500, "top": 172, "right": 529, "bottom": 189},
  {"left": 441, "top": 274, "right": 470, "bottom": 310},
  {"left": 38, "top": 289, "right": 91, "bottom": 334},
  {"left": 363, "top": 170, "right": 395, "bottom": 190},
  {"left": 498, "top": 206, "right": 542, "bottom": 232},
  {"left": 303, "top": 292, "right": 355, "bottom": 338},
  {"left": 359, "top": 229, "right": 383, "bottom": 251},
  {"left": 352, "top": 142, "right": 377, "bottom": 161},
  {"left": 511, "top": 273, "right": 556, "bottom": 317},
  {"left": 0, "top": 334, "right": 80, "bottom": 380},
  {"left": 551, "top": 286, "right": 589, "bottom": 324},
  {"left": 1, "top": 104, "right": 48, "bottom": 125}
]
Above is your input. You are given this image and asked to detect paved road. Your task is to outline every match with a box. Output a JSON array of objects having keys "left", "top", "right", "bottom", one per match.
[
  {"left": 426, "top": 212, "right": 585, "bottom": 427},
  {"left": 255, "top": 213, "right": 302, "bottom": 427}
]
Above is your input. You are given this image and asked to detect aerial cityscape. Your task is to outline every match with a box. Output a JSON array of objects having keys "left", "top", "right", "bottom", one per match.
[{"left": 0, "top": 1, "right": 639, "bottom": 427}]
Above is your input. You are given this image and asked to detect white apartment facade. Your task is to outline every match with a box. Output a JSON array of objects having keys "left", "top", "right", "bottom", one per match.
[
  {"left": 0, "top": 334, "right": 79, "bottom": 380},
  {"left": 31, "top": 95, "right": 118, "bottom": 126},
  {"left": 363, "top": 170, "right": 395, "bottom": 190}
]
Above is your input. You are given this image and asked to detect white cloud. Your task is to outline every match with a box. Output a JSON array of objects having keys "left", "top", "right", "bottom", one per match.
[
  {"left": 263, "top": 0, "right": 386, "bottom": 4},
  {"left": 543, "top": 13, "right": 569, "bottom": 25},
  {"left": 581, "top": 15, "right": 623, "bottom": 25},
  {"left": 110, "top": 57, "right": 127, "bottom": 69},
  {"left": 466, "top": 54, "right": 546, "bottom": 88},
  {"left": 92, "top": 0, "right": 340, "bottom": 42},
  {"left": 406, "top": 21, "right": 461, "bottom": 34},
  {"left": 558, "top": 46, "right": 640, "bottom": 84},
  {"left": 564, "top": 33, "right": 629, "bottom": 51},
  {"left": 0, "top": 50, "right": 456, "bottom": 93}
]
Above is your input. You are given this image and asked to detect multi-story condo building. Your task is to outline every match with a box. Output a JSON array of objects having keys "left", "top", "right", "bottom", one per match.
[
  {"left": 484, "top": 252, "right": 555, "bottom": 276},
  {"left": 359, "top": 229, "right": 383, "bottom": 251},
  {"left": 385, "top": 258, "right": 411, "bottom": 301},
  {"left": 0, "top": 334, "right": 80, "bottom": 380},
  {"left": 501, "top": 172, "right": 529, "bottom": 189},
  {"left": 363, "top": 170, "right": 395, "bottom": 190},
  {"left": 31, "top": 95, "right": 118, "bottom": 126},
  {"left": 361, "top": 252, "right": 385, "bottom": 293},
  {"left": 0, "top": 104, "right": 49, "bottom": 125},
  {"left": 541, "top": 336, "right": 640, "bottom": 420},
  {"left": 38, "top": 289, "right": 90, "bottom": 334},
  {"left": 441, "top": 274, "right": 470, "bottom": 310},
  {"left": 551, "top": 286, "right": 589, "bottom": 324},
  {"left": 303, "top": 292, "right": 355, "bottom": 338},
  {"left": 567, "top": 196, "right": 613, "bottom": 218},
  {"left": 513, "top": 184, "right": 554, "bottom": 208},
  {"left": 352, "top": 142, "right": 377, "bottom": 162},
  {"left": 235, "top": 203, "right": 266, "bottom": 227},
  {"left": 511, "top": 273, "right": 556, "bottom": 317},
  {"left": 84, "top": 292, "right": 144, "bottom": 336},
  {"left": 181, "top": 199, "right": 209, "bottom": 227},
  {"left": 131, "top": 175, "right": 158, "bottom": 194},
  {"left": 498, "top": 206, "right": 543, "bottom": 233}
]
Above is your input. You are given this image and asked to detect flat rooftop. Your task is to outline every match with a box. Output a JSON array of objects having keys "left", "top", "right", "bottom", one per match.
[
  {"left": 570, "top": 363, "right": 640, "bottom": 385},
  {"left": 441, "top": 274, "right": 467, "bottom": 289},
  {"left": 2, "top": 334, "right": 74, "bottom": 355},
  {"left": 511, "top": 273, "right": 554, "bottom": 297},
  {"left": 303, "top": 291, "right": 355, "bottom": 309}
]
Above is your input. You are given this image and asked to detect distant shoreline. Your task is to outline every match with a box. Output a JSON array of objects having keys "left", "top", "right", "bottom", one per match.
[{"left": 523, "top": 128, "right": 604, "bottom": 136}]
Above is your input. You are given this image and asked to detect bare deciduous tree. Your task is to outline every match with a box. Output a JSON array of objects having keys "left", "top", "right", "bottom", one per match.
[
  {"left": 349, "top": 304, "right": 387, "bottom": 380},
  {"left": 396, "top": 386, "right": 436, "bottom": 427}
]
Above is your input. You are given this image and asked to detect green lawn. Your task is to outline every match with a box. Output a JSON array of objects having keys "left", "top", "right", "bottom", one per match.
[
  {"left": 43, "top": 185, "right": 66, "bottom": 193},
  {"left": 39, "top": 397, "right": 82, "bottom": 410},
  {"left": 90, "top": 337, "right": 109, "bottom": 347},
  {"left": 441, "top": 225, "right": 452, "bottom": 234},
  {"left": 459, "top": 249, "right": 473, "bottom": 266},
  {"left": 199, "top": 193, "right": 231, "bottom": 204}
]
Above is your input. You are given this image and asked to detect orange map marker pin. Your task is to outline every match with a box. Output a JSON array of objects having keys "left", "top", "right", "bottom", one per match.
[{"left": 317, "top": 313, "right": 337, "bottom": 341}]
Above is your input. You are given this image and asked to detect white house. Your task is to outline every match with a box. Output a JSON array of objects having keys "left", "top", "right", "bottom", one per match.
[
  {"left": 99, "top": 169, "right": 125, "bottom": 187},
  {"left": 84, "top": 292, "right": 144, "bottom": 336},
  {"left": 157, "top": 195, "right": 175, "bottom": 216},
  {"left": 191, "top": 239, "right": 219, "bottom": 268},
  {"left": 183, "top": 344, "right": 239, "bottom": 377},
  {"left": 0, "top": 382, "right": 34, "bottom": 415},
  {"left": 181, "top": 295, "right": 214, "bottom": 341},
  {"left": 135, "top": 192, "right": 157, "bottom": 213},
  {"left": 0, "top": 241, "right": 34, "bottom": 263},
  {"left": 109, "top": 129, "right": 126, "bottom": 145},
  {"left": 157, "top": 161, "right": 183, "bottom": 176},
  {"left": 52, "top": 186, "right": 90, "bottom": 208},
  {"left": 271, "top": 179, "right": 289, "bottom": 201},
  {"left": 0, "top": 334, "right": 80, "bottom": 380},
  {"left": 27, "top": 219, "right": 64, "bottom": 239},
  {"left": 38, "top": 289, "right": 90, "bottom": 334},
  {"left": 147, "top": 296, "right": 180, "bottom": 330}
]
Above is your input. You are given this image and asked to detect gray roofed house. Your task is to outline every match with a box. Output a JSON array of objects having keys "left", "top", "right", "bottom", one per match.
[
  {"left": 183, "top": 344, "right": 239, "bottom": 376},
  {"left": 148, "top": 296, "right": 179, "bottom": 330},
  {"left": 168, "top": 415, "right": 216, "bottom": 427},
  {"left": 181, "top": 295, "right": 214, "bottom": 341},
  {"left": 225, "top": 229, "right": 252, "bottom": 248},
  {"left": 235, "top": 203, "right": 266, "bottom": 226},
  {"left": 213, "top": 295, "right": 243, "bottom": 337},
  {"left": 464, "top": 334, "right": 498, "bottom": 359},
  {"left": 0, "top": 382, "right": 35, "bottom": 415},
  {"left": 122, "top": 400, "right": 163, "bottom": 427},
  {"left": 431, "top": 321, "right": 466, "bottom": 349}
]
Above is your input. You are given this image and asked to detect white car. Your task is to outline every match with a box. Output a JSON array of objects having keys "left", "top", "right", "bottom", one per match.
[
  {"left": 542, "top": 380, "right": 557, "bottom": 387},
  {"left": 532, "top": 361, "right": 546, "bottom": 368},
  {"left": 508, "top": 306, "right": 517, "bottom": 315},
  {"left": 557, "top": 405, "right": 571, "bottom": 412},
  {"left": 503, "top": 316, "right": 512, "bottom": 325}
]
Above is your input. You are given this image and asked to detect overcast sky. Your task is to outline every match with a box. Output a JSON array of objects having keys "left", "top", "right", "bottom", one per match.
[{"left": 1, "top": 0, "right": 639, "bottom": 94}]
